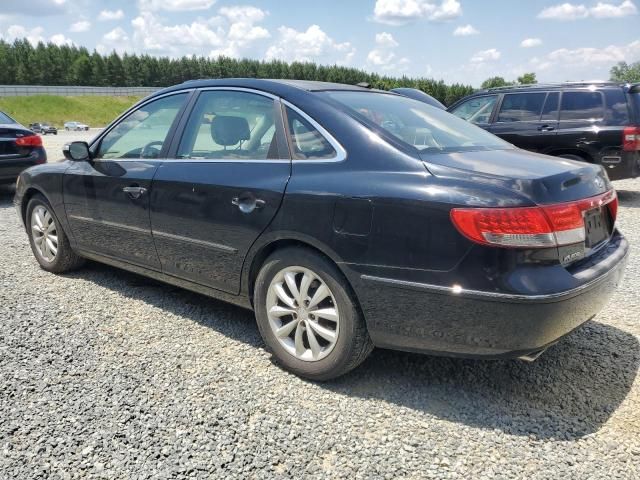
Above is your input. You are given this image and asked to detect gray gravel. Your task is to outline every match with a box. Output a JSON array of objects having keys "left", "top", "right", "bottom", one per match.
[{"left": 1, "top": 177, "right": 639, "bottom": 479}]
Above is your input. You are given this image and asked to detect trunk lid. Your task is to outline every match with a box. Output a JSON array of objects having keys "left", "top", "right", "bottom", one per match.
[
  {"left": 420, "top": 148, "right": 612, "bottom": 205},
  {"left": 0, "top": 124, "right": 34, "bottom": 158}
]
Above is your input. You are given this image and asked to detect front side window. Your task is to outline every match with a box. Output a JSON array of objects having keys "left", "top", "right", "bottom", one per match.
[
  {"left": 97, "top": 93, "right": 187, "bottom": 159},
  {"left": 285, "top": 107, "right": 336, "bottom": 160},
  {"left": 449, "top": 95, "right": 498, "bottom": 124},
  {"left": 326, "top": 91, "right": 511, "bottom": 153},
  {"left": 560, "top": 91, "right": 604, "bottom": 121},
  {"left": 497, "top": 93, "right": 546, "bottom": 122},
  {"left": 178, "top": 90, "right": 278, "bottom": 160}
]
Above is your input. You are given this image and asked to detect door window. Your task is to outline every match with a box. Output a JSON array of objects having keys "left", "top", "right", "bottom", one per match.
[
  {"left": 497, "top": 93, "right": 546, "bottom": 122},
  {"left": 449, "top": 95, "right": 498, "bottom": 124},
  {"left": 560, "top": 91, "right": 604, "bottom": 121},
  {"left": 285, "top": 107, "right": 337, "bottom": 160},
  {"left": 540, "top": 92, "right": 559, "bottom": 121},
  {"left": 97, "top": 93, "right": 187, "bottom": 159},
  {"left": 177, "top": 90, "right": 279, "bottom": 160}
]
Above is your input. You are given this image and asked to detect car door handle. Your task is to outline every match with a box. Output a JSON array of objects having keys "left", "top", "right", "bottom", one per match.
[
  {"left": 122, "top": 186, "right": 147, "bottom": 199},
  {"left": 232, "top": 194, "right": 265, "bottom": 213},
  {"left": 538, "top": 125, "right": 555, "bottom": 131}
]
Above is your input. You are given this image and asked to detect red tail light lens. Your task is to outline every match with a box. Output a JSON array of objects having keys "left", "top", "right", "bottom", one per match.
[
  {"left": 623, "top": 126, "right": 640, "bottom": 151},
  {"left": 15, "top": 134, "right": 43, "bottom": 147},
  {"left": 450, "top": 190, "right": 617, "bottom": 248}
]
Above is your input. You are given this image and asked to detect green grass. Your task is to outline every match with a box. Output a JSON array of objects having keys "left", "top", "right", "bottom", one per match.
[{"left": 0, "top": 95, "right": 142, "bottom": 128}]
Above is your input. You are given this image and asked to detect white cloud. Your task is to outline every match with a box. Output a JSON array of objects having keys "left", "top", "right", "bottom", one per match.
[
  {"left": 470, "top": 48, "right": 501, "bottom": 63},
  {"left": 98, "top": 9, "right": 124, "bottom": 21},
  {"left": 138, "top": 0, "right": 217, "bottom": 12},
  {"left": 69, "top": 20, "right": 91, "bottom": 32},
  {"left": 366, "top": 32, "right": 409, "bottom": 71},
  {"left": 131, "top": 13, "right": 223, "bottom": 54},
  {"left": 210, "top": 6, "right": 270, "bottom": 57},
  {"left": 520, "top": 38, "right": 542, "bottom": 48},
  {"left": 265, "top": 25, "right": 355, "bottom": 64},
  {"left": 453, "top": 24, "right": 479, "bottom": 36},
  {"left": 372, "top": 0, "right": 462, "bottom": 25},
  {"left": 591, "top": 0, "right": 638, "bottom": 17},
  {"left": 5, "top": 25, "right": 45, "bottom": 44},
  {"left": 96, "top": 27, "right": 130, "bottom": 54},
  {"left": 538, "top": 1, "right": 637, "bottom": 20},
  {"left": 49, "top": 33, "right": 73, "bottom": 46}
]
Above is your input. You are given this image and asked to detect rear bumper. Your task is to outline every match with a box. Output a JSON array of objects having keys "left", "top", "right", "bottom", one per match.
[
  {"left": 354, "top": 234, "right": 629, "bottom": 359},
  {"left": 0, "top": 149, "right": 46, "bottom": 183},
  {"left": 602, "top": 151, "right": 640, "bottom": 181}
]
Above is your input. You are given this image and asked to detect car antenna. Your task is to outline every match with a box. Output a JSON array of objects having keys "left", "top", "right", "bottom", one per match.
[{"left": 356, "top": 82, "right": 372, "bottom": 89}]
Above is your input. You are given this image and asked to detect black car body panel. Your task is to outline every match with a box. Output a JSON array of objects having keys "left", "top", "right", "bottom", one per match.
[
  {"left": 14, "top": 79, "right": 628, "bottom": 360},
  {"left": 448, "top": 82, "right": 640, "bottom": 181},
  {"left": 1, "top": 116, "right": 47, "bottom": 184}
]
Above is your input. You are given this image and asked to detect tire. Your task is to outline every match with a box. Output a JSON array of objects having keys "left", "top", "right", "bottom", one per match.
[
  {"left": 254, "top": 247, "right": 373, "bottom": 381},
  {"left": 26, "top": 194, "right": 85, "bottom": 273}
]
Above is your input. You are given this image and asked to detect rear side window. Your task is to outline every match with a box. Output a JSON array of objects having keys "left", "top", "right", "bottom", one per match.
[
  {"left": 560, "top": 91, "right": 604, "bottom": 121},
  {"left": 449, "top": 95, "right": 497, "bottom": 124},
  {"left": 285, "top": 107, "right": 336, "bottom": 160},
  {"left": 497, "top": 93, "right": 546, "bottom": 122},
  {"left": 540, "top": 92, "right": 559, "bottom": 121},
  {"left": 605, "top": 89, "right": 631, "bottom": 125}
]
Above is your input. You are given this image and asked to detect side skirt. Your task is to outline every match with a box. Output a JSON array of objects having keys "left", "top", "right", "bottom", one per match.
[{"left": 76, "top": 248, "right": 254, "bottom": 311}]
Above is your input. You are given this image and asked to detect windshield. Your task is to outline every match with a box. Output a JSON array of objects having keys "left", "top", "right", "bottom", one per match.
[
  {"left": 0, "top": 112, "right": 16, "bottom": 124},
  {"left": 324, "top": 91, "right": 512, "bottom": 153}
]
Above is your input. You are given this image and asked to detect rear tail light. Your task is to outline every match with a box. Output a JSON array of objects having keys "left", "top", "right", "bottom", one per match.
[
  {"left": 623, "top": 126, "right": 640, "bottom": 151},
  {"left": 15, "top": 134, "right": 43, "bottom": 147},
  {"left": 450, "top": 190, "right": 617, "bottom": 248}
]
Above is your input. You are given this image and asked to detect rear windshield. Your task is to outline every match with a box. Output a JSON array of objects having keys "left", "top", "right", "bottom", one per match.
[
  {"left": 324, "top": 91, "right": 512, "bottom": 153},
  {"left": 0, "top": 112, "right": 16, "bottom": 124}
]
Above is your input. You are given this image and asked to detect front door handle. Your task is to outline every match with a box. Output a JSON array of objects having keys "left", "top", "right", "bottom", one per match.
[
  {"left": 232, "top": 194, "right": 266, "bottom": 213},
  {"left": 123, "top": 186, "right": 147, "bottom": 199},
  {"left": 538, "top": 124, "right": 555, "bottom": 132}
]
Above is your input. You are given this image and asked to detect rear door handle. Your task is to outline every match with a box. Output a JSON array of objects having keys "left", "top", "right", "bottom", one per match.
[
  {"left": 123, "top": 186, "right": 147, "bottom": 199},
  {"left": 232, "top": 194, "right": 265, "bottom": 213},
  {"left": 538, "top": 124, "right": 555, "bottom": 132}
]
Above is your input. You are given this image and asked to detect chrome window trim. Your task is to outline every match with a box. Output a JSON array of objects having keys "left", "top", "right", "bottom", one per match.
[{"left": 281, "top": 99, "right": 347, "bottom": 164}]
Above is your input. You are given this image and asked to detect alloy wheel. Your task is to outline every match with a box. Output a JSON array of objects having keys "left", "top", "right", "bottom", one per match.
[
  {"left": 31, "top": 205, "right": 58, "bottom": 262},
  {"left": 266, "top": 266, "right": 340, "bottom": 362}
]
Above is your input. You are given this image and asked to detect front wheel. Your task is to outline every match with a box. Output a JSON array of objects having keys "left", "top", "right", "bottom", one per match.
[
  {"left": 254, "top": 248, "right": 373, "bottom": 381},
  {"left": 26, "top": 195, "right": 85, "bottom": 273}
]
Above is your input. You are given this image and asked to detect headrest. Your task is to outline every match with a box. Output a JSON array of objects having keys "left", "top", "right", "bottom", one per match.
[{"left": 211, "top": 115, "right": 250, "bottom": 146}]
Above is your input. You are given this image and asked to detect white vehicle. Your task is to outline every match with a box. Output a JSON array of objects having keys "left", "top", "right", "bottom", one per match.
[{"left": 64, "top": 121, "right": 89, "bottom": 131}]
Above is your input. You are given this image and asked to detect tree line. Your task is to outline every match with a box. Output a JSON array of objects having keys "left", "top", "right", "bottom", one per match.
[{"left": 0, "top": 39, "right": 475, "bottom": 106}]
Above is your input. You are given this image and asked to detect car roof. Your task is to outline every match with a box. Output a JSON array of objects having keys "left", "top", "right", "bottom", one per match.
[
  {"left": 151, "top": 78, "right": 386, "bottom": 99},
  {"left": 480, "top": 81, "right": 631, "bottom": 94}
]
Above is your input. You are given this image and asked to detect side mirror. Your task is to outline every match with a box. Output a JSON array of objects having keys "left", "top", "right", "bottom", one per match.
[{"left": 63, "top": 141, "right": 91, "bottom": 161}]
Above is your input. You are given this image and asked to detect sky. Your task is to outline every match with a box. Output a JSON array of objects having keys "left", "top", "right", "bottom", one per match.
[{"left": 0, "top": 0, "right": 638, "bottom": 87}]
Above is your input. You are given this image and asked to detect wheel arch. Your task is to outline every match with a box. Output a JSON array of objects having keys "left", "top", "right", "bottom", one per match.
[
  {"left": 20, "top": 186, "right": 49, "bottom": 225},
  {"left": 546, "top": 149, "right": 594, "bottom": 163},
  {"left": 243, "top": 234, "right": 361, "bottom": 311}
]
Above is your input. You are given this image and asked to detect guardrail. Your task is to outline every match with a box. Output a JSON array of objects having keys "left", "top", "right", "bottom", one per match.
[{"left": 0, "top": 85, "right": 163, "bottom": 97}]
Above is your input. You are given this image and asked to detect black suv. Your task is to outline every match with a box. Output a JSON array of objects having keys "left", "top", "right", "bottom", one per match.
[
  {"left": 448, "top": 82, "right": 640, "bottom": 180},
  {"left": 29, "top": 123, "right": 58, "bottom": 135}
]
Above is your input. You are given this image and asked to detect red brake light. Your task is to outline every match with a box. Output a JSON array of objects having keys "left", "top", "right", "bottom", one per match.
[
  {"left": 15, "top": 134, "right": 43, "bottom": 147},
  {"left": 623, "top": 126, "right": 640, "bottom": 151},
  {"left": 450, "top": 190, "right": 617, "bottom": 248}
]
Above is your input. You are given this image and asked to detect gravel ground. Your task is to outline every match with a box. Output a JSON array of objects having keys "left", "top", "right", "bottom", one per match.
[{"left": 1, "top": 164, "right": 639, "bottom": 478}]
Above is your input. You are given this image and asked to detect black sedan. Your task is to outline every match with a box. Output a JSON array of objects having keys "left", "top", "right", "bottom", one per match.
[
  {"left": 1, "top": 111, "right": 47, "bottom": 185},
  {"left": 14, "top": 79, "right": 628, "bottom": 380}
]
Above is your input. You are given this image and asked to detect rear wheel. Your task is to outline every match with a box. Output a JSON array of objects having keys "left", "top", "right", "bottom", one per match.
[
  {"left": 254, "top": 248, "right": 373, "bottom": 380},
  {"left": 557, "top": 153, "right": 586, "bottom": 162},
  {"left": 26, "top": 195, "right": 85, "bottom": 273}
]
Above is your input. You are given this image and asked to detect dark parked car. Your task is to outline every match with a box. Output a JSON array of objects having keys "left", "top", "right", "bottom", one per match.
[
  {"left": 448, "top": 81, "right": 640, "bottom": 180},
  {"left": 390, "top": 87, "right": 446, "bottom": 109},
  {"left": 29, "top": 122, "right": 58, "bottom": 135},
  {"left": 1, "top": 111, "right": 46, "bottom": 185},
  {"left": 14, "top": 79, "right": 628, "bottom": 380}
]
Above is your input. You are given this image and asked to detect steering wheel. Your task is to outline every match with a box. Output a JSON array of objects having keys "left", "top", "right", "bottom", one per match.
[{"left": 140, "top": 141, "right": 164, "bottom": 159}]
